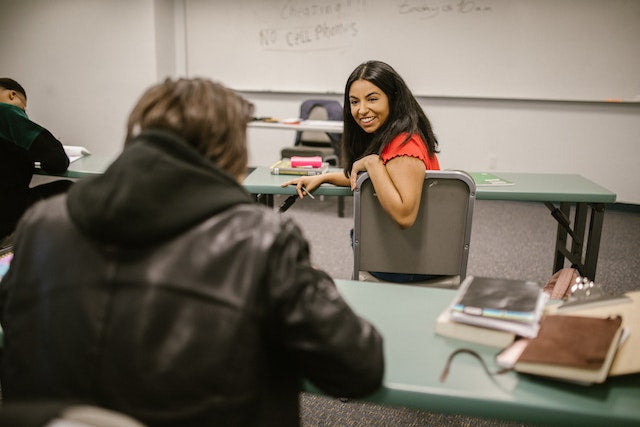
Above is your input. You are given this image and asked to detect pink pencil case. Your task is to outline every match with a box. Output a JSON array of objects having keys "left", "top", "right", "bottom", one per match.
[{"left": 291, "top": 156, "right": 323, "bottom": 168}]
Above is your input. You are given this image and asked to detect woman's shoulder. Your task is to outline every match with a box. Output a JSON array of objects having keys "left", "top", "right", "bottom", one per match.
[
  {"left": 390, "top": 132, "right": 423, "bottom": 143},
  {"left": 381, "top": 133, "right": 439, "bottom": 169},
  {"left": 382, "top": 133, "right": 427, "bottom": 155}
]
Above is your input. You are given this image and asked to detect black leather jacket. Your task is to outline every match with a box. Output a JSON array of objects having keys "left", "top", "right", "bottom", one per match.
[{"left": 0, "top": 130, "right": 384, "bottom": 426}]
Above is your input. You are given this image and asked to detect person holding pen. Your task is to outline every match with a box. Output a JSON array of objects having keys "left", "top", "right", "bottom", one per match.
[
  {"left": 0, "top": 77, "right": 72, "bottom": 241},
  {"left": 0, "top": 77, "right": 383, "bottom": 426},
  {"left": 281, "top": 60, "right": 440, "bottom": 229},
  {"left": 282, "top": 61, "right": 441, "bottom": 282}
]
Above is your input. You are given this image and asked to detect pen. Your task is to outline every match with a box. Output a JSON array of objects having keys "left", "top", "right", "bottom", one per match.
[
  {"left": 278, "top": 195, "right": 297, "bottom": 213},
  {"left": 301, "top": 186, "right": 315, "bottom": 199}
]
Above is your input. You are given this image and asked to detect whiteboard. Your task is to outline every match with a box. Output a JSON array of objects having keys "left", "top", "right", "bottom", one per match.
[{"left": 185, "top": 0, "right": 640, "bottom": 102}]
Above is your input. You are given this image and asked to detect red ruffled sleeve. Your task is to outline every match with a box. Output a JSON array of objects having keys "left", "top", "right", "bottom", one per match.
[{"left": 380, "top": 133, "right": 440, "bottom": 170}]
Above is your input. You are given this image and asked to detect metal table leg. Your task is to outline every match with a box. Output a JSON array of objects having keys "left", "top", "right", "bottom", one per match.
[{"left": 548, "top": 201, "right": 606, "bottom": 280}]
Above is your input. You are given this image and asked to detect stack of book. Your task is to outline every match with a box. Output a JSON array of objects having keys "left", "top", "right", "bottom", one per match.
[
  {"left": 436, "top": 275, "right": 631, "bottom": 384},
  {"left": 435, "top": 276, "right": 547, "bottom": 347},
  {"left": 270, "top": 156, "right": 329, "bottom": 176}
]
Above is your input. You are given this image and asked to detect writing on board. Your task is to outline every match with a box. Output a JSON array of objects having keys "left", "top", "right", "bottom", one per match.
[
  {"left": 399, "top": 0, "right": 492, "bottom": 19},
  {"left": 187, "top": 0, "right": 640, "bottom": 100},
  {"left": 259, "top": 0, "right": 493, "bottom": 51},
  {"left": 260, "top": 0, "right": 365, "bottom": 51}
]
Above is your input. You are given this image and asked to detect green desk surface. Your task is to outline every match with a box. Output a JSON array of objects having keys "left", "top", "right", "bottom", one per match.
[
  {"left": 243, "top": 166, "right": 348, "bottom": 197},
  {"left": 474, "top": 172, "right": 616, "bottom": 203},
  {"left": 243, "top": 167, "right": 617, "bottom": 204},
  {"left": 35, "top": 154, "right": 115, "bottom": 179},
  {"left": 331, "top": 279, "right": 639, "bottom": 426},
  {"left": 37, "top": 161, "right": 617, "bottom": 205}
]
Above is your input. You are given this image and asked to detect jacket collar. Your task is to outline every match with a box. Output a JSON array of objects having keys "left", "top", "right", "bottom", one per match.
[{"left": 67, "top": 129, "right": 253, "bottom": 246}]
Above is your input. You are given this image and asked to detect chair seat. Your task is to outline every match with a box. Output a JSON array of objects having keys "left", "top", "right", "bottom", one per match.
[{"left": 357, "top": 271, "right": 461, "bottom": 289}]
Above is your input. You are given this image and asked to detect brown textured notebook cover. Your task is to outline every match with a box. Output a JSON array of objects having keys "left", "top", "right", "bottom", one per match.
[
  {"left": 547, "top": 291, "right": 639, "bottom": 376},
  {"left": 518, "top": 315, "right": 622, "bottom": 369}
]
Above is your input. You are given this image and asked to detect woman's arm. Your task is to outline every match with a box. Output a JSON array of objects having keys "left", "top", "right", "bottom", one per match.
[
  {"left": 350, "top": 154, "right": 425, "bottom": 229},
  {"left": 280, "top": 171, "right": 350, "bottom": 199}
]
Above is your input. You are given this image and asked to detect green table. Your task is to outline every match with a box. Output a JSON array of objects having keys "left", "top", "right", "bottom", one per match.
[
  {"left": 35, "top": 154, "right": 115, "bottom": 179},
  {"left": 329, "top": 279, "right": 639, "bottom": 426},
  {"left": 243, "top": 167, "right": 617, "bottom": 280}
]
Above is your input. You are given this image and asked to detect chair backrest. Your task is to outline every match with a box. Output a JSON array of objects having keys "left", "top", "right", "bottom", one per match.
[
  {"left": 294, "top": 99, "right": 342, "bottom": 152},
  {"left": 353, "top": 170, "right": 476, "bottom": 282}
]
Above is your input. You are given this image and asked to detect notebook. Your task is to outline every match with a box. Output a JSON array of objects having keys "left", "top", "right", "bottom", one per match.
[
  {"left": 63, "top": 145, "right": 91, "bottom": 163},
  {"left": 449, "top": 276, "right": 547, "bottom": 338},
  {"left": 546, "top": 291, "right": 639, "bottom": 376},
  {"left": 497, "top": 315, "right": 624, "bottom": 385},
  {"left": 470, "top": 172, "right": 514, "bottom": 186},
  {"left": 435, "top": 306, "right": 516, "bottom": 347},
  {"left": 270, "top": 159, "right": 329, "bottom": 176}
]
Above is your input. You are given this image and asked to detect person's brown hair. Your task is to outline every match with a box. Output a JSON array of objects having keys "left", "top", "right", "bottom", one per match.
[{"left": 126, "top": 78, "right": 254, "bottom": 180}]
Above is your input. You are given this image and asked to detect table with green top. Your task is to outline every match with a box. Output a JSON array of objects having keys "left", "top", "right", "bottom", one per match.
[
  {"left": 35, "top": 154, "right": 115, "bottom": 179},
  {"left": 326, "top": 279, "right": 639, "bottom": 426},
  {"left": 243, "top": 167, "right": 617, "bottom": 280}
]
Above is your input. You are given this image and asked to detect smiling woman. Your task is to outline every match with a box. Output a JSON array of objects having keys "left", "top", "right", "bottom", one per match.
[
  {"left": 282, "top": 60, "right": 440, "bottom": 226},
  {"left": 280, "top": 60, "right": 442, "bottom": 283}
]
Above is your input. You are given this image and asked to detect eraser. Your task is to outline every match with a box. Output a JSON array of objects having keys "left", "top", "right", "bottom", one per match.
[{"left": 291, "top": 156, "right": 323, "bottom": 168}]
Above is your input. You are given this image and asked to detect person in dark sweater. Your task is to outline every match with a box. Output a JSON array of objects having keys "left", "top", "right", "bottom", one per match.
[
  {"left": 0, "top": 77, "right": 72, "bottom": 240},
  {"left": 0, "top": 77, "right": 384, "bottom": 426}
]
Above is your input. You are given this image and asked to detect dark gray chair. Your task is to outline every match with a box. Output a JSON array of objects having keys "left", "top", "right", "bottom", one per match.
[
  {"left": 353, "top": 170, "right": 476, "bottom": 288},
  {"left": 280, "top": 99, "right": 342, "bottom": 164}
]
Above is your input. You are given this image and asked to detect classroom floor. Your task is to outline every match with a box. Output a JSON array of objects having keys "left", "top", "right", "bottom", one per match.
[{"left": 279, "top": 194, "right": 640, "bottom": 426}]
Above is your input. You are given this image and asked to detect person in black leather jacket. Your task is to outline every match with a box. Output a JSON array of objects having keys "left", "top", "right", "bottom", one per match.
[{"left": 0, "top": 78, "right": 384, "bottom": 426}]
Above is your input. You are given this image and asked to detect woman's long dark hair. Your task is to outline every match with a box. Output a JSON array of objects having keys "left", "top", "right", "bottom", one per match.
[{"left": 341, "top": 61, "right": 439, "bottom": 176}]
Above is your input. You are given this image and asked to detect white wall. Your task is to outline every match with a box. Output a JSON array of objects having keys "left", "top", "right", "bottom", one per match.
[
  {"left": 2, "top": 1, "right": 639, "bottom": 203},
  {"left": 1, "top": 0, "right": 160, "bottom": 158}
]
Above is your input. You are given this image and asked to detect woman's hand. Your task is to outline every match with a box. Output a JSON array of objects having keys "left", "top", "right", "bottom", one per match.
[
  {"left": 280, "top": 174, "right": 325, "bottom": 198},
  {"left": 350, "top": 154, "right": 382, "bottom": 190}
]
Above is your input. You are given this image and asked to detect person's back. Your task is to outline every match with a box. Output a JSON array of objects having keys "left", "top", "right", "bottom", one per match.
[
  {"left": 0, "top": 79, "right": 384, "bottom": 426},
  {"left": 0, "top": 78, "right": 71, "bottom": 238}
]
